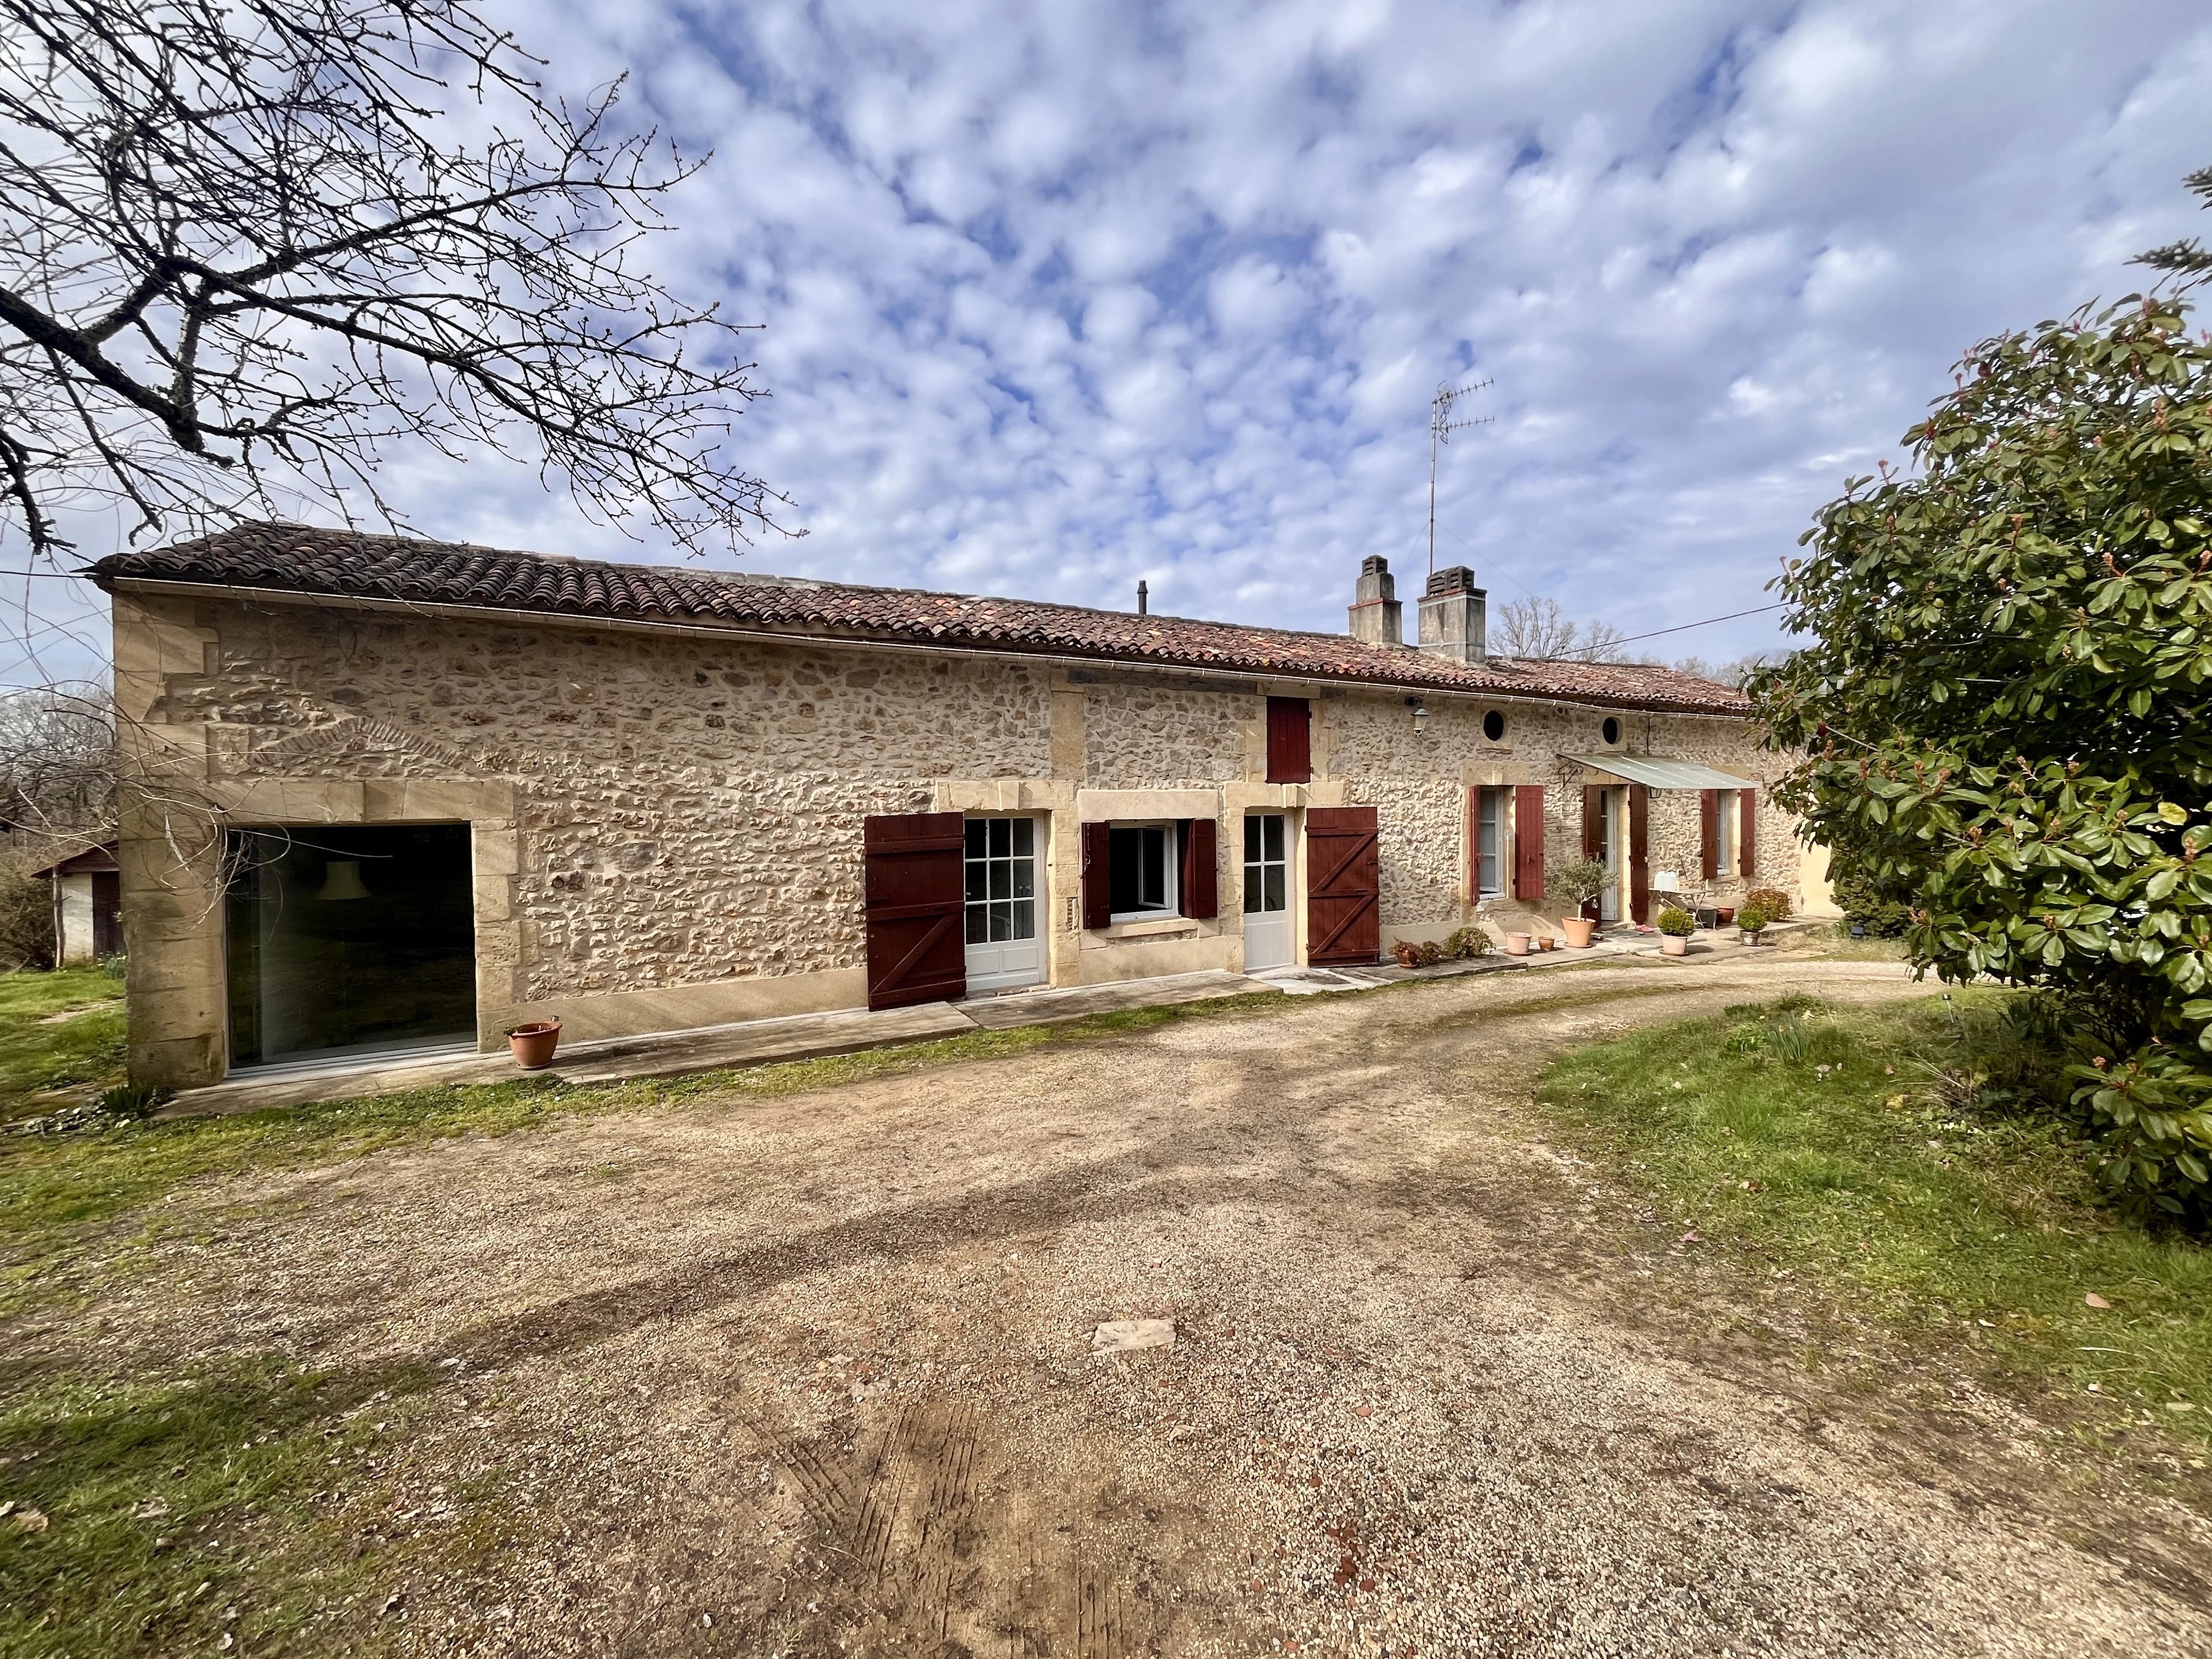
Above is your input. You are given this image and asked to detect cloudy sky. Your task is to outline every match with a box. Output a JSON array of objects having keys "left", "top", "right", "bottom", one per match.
[{"left": 12, "top": 0, "right": 2212, "bottom": 682}]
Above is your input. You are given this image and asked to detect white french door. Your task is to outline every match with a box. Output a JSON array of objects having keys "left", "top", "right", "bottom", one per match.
[
  {"left": 1598, "top": 788, "right": 1623, "bottom": 923},
  {"left": 963, "top": 816, "right": 1044, "bottom": 991},
  {"left": 1242, "top": 813, "right": 1295, "bottom": 970}
]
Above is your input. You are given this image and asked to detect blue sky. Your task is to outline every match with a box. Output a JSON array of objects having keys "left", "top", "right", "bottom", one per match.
[{"left": 12, "top": 0, "right": 2212, "bottom": 681}]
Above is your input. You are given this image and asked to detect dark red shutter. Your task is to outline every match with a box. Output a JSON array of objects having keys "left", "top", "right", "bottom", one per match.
[
  {"left": 1180, "top": 818, "right": 1218, "bottom": 919},
  {"left": 1580, "top": 787, "right": 1604, "bottom": 920},
  {"left": 1700, "top": 790, "right": 1719, "bottom": 881},
  {"left": 1512, "top": 785, "right": 1544, "bottom": 901},
  {"left": 1306, "top": 805, "right": 1379, "bottom": 965},
  {"left": 1081, "top": 821, "right": 1113, "bottom": 930},
  {"left": 1740, "top": 789, "right": 1757, "bottom": 880},
  {"left": 1266, "top": 697, "right": 1312, "bottom": 784},
  {"left": 1628, "top": 785, "right": 1651, "bottom": 923},
  {"left": 863, "top": 813, "right": 966, "bottom": 1011}
]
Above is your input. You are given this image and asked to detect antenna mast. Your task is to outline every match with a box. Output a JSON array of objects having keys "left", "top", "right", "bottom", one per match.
[{"left": 1428, "top": 378, "right": 1493, "bottom": 578}]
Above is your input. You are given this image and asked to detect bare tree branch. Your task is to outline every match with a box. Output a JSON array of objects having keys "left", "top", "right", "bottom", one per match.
[{"left": 0, "top": 0, "right": 792, "bottom": 559}]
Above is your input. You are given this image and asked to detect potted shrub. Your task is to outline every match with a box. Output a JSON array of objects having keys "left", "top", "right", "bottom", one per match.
[
  {"left": 507, "top": 1017, "right": 563, "bottom": 1069},
  {"left": 1744, "top": 887, "right": 1792, "bottom": 923},
  {"left": 1736, "top": 903, "right": 1771, "bottom": 946},
  {"left": 1656, "top": 907, "right": 1696, "bottom": 957},
  {"left": 1548, "top": 859, "right": 1611, "bottom": 948}
]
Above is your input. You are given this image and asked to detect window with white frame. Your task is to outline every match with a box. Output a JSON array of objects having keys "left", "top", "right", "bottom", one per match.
[
  {"left": 1109, "top": 822, "right": 1178, "bottom": 919},
  {"left": 1716, "top": 788, "right": 1740, "bottom": 876},
  {"left": 1475, "top": 787, "right": 1507, "bottom": 899}
]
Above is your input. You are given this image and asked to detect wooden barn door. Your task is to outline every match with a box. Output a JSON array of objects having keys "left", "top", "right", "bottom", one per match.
[
  {"left": 864, "top": 812, "right": 967, "bottom": 1010},
  {"left": 1306, "top": 806, "right": 1380, "bottom": 967}
]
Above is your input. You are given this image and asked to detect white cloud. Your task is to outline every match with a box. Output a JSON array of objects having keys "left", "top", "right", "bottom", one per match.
[{"left": 13, "top": 0, "right": 2212, "bottom": 687}]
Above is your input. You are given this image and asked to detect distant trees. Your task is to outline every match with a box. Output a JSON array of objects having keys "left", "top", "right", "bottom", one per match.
[
  {"left": 1491, "top": 596, "right": 1627, "bottom": 662},
  {"left": 2136, "top": 165, "right": 2212, "bottom": 279},
  {"left": 0, "top": 0, "right": 786, "bottom": 558}
]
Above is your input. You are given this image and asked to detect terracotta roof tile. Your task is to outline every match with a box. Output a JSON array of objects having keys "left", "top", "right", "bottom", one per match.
[{"left": 90, "top": 522, "right": 1753, "bottom": 715}]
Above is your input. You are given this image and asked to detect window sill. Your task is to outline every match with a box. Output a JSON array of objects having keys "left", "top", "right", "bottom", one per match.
[{"left": 1098, "top": 916, "right": 1201, "bottom": 940}]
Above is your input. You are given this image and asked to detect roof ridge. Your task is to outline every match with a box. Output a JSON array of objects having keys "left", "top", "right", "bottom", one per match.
[{"left": 89, "top": 520, "right": 1754, "bottom": 716}]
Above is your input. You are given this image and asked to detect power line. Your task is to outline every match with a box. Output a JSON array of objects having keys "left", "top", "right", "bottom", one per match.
[{"left": 1600, "top": 603, "right": 1784, "bottom": 650}]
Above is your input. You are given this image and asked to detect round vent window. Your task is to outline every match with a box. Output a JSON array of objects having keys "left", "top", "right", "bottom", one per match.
[
  {"left": 1601, "top": 715, "right": 1622, "bottom": 746},
  {"left": 1482, "top": 709, "right": 1506, "bottom": 742}
]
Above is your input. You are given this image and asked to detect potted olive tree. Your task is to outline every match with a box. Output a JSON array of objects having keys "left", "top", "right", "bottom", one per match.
[
  {"left": 1549, "top": 859, "right": 1612, "bottom": 949},
  {"left": 1656, "top": 906, "right": 1696, "bottom": 957}
]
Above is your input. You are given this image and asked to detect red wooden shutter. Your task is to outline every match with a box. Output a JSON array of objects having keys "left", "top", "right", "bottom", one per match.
[
  {"left": 1628, "top": 785, "right": 1651, "bottom": 923},
  {"left": 1305, "top": 806, "right": 1379, "bottom": 965},
  {"left": 1740, "top": 789, "right": 1757, "bottom": 880},
  {"left": 1700, "top": 790, "right": 1719, "bottom": 881},
  {"left": 1081, "top": 821, "right": 1113, "bottom": 930},
  {"left": 1266, "top": 697, "right": 1312, "bottom": 784},
  {"left": 1180, "top": 818, "right": 1218, "bottom": 919},
  {"left": 863, "top": 813, "right": 967, "bottom": 1011},
  {"left": 1512, "top": 785, "right": 1544, "bottom": 900}
]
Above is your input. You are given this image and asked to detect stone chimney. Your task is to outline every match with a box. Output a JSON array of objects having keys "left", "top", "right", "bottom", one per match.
[
  {"left": 1417, "top": 566, "right": 1487, "bottom": 664},
  {"left": 1347, "top": 555, "right": 1403, "bottom": 648}
]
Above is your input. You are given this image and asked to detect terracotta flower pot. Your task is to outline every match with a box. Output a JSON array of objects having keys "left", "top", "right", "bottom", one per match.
[
  {"left": 1537, "top": 936, "right": 1555, "bottom": 951},
  {"left": 1716, "top": 907, "right": 1736, "bottom": 926},
  {"left": 507, "top": 1019, "right": 562, "bottom": 1069},
  {"left": 1660, "top": 935, "right": 1689, "bottom": 957},
  {"left": 1505, "top": 932, "right": 1532, "bottom": 957},
  {"left": 1561, "top": 916, "right": 1595, "bottom": 948}
]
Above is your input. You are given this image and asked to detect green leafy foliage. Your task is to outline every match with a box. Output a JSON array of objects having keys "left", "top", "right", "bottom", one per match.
[
  {"left": 1656, "top": 907, "right": 1696, "bottom": 937},
  {"left": 1755, "top": 294, "right": 2212, "bottom": 1215}
]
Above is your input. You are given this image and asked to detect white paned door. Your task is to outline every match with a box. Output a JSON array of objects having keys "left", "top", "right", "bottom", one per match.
[
  {"left": 1242, "top": 813, "right": 1295, "bottom": 970},
  {"left": 963, "top": 816, "right": 1044, "bottom": 991}
]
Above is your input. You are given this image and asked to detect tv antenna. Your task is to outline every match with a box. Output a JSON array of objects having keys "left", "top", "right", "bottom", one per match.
[{"left": 1428, "top": 377, "right": 1493, "bottom": 578}]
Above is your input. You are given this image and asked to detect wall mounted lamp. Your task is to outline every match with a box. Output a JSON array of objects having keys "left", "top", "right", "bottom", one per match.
[{"left": 1406, "top": 695, "right": 1429, "bottom": 735}]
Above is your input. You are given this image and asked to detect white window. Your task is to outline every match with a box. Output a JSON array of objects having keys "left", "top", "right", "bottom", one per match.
[
  {"left": 1109, "top": 822, "right": 1178, "bottom": 919},
  {"left": 1242, "top": 814, "right": 1288, "bottom": 913},
  {"left": 1476, "top": 787, "right": 1507, "bottom": 899},
  {"left": 1716, "top": 789, "right": 1740, "bottom": 877},
  {"left": 964, "top": 816, "right": 1037, "bottom": 945}
]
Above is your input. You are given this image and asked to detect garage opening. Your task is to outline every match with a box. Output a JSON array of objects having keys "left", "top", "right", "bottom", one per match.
[{"left": 224, "top": 824, "right": 477, "bottom": 1068}]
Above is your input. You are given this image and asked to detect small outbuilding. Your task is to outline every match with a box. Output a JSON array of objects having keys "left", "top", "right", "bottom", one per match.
[{"left": 30, "top": 842, "right": 120, "bottom": 965}]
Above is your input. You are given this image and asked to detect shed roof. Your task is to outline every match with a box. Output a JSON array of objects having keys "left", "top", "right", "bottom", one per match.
[
  {"left": 29, "top": 843, "right": 116, "bottom": 879},
  {"left": 90, "top": 523, "right": 1755, "bottom": 717}
]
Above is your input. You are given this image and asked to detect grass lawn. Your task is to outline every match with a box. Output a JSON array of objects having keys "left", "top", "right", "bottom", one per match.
[
  {"left": 1536, "top": 990, "right": 2212, "bottom": 1452},
  {"left": 0, "top": 966, "right": 125, "bottom": 1124}
]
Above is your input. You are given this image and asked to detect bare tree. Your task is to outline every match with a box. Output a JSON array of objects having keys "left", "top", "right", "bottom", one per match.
[
  {"left": 1491, "top": 595, "right": 1627, "bottom": 662},
  {"left": 0, "top": 0, "right": 789, "bottom": 560},
  {"left": 0, "top": 681, "right": 113, "bottom": 844}
]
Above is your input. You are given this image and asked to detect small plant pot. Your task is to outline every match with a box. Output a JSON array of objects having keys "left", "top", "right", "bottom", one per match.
[
  {"left": 1561, "top": 917, "right": 1595, "bottom": 949},
  {"left": 1739, "top": 929, "right": 1765, "bottom": 947},
  {"left": 1716, "top": 906, "right": 1736, "bottom": 926},
  {"left": 1660, "top": 935, "right": 1689, "bottom": 957},
  {"left": 507, "top": 1019, "right": 562, "bottom": 1069},
  {"left": 1536, "top": 936, "right": 1555, "bottom": 952},
  {"left": 1505, "top": 932, "right": 1532, "bottom": 957}
]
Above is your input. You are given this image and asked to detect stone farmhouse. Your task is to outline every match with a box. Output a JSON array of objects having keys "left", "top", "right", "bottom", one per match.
[{"left": 95, "top": 526, "right": 1805, "bottom": 1088}]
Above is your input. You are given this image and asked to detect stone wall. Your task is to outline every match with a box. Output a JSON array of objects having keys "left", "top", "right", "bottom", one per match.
[{"left": 114, "top": 586, "right": 1802, "bottom": 1084}]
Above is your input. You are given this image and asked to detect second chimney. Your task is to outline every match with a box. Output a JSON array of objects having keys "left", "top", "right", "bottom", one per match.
[
  {"left": 1347, "top": 555, "right": 1403, "bottom": 647},
  {"left": 1418, "top": 566, "right": 1487, "bottom": 664}
]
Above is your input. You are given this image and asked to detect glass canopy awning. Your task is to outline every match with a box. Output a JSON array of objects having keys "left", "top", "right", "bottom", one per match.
[{"left": 1561, "top": 754, "right": 1761, "bottom": 790}]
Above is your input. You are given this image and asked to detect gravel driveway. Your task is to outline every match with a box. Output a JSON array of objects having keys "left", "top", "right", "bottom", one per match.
[{"left": 67, "top": 953, "right": 2212, "bottom": 1657}]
